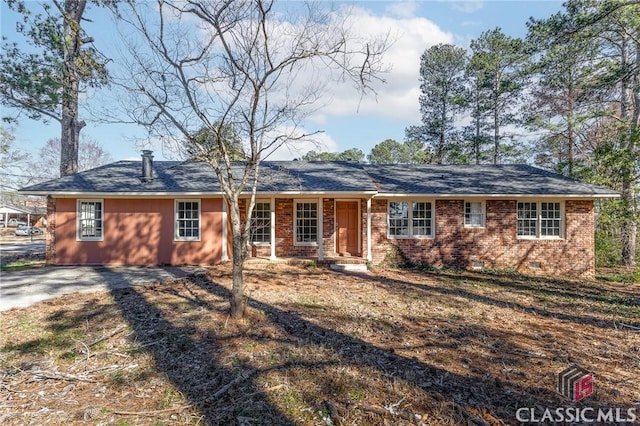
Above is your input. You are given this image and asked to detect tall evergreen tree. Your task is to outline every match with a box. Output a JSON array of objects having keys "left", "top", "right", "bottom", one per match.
[
  {"left": 416, "top": 44, "right": 468, "bottom": 164},
  {"left": 0, "top": 0, "right": 109, "bottom": 177},
  {"left": 526, "top": 15, "right": 603, "bottom": 177},
  {"left": 469, "top": 28, "right": 528, "bottom": 164},
  {"left": 529, "top": 0, "right": 639, "bottom": 266}
]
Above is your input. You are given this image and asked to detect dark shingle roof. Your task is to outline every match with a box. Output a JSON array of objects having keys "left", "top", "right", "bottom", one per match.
[
  {"left": 19, "top": 160, "right": 378, "bottom": 194},
  {"left": 19, "top": 160, "right": 618, "bottom": 197},
  {"left": 365, "top": 164, "right": 618, "bottom": 196}
]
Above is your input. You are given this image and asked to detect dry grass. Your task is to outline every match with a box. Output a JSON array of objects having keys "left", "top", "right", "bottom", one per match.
[{"left": 1, "top": 264, "right": 638, "bottom": 425}]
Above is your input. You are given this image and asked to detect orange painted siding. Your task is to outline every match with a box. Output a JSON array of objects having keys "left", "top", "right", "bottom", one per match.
[{"left": 53, "top": 198, "right": 223, "bottom": 266}]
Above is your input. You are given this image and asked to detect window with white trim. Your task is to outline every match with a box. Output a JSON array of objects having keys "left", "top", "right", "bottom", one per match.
[
  {"left": 78, "top": 200, "right": 103, "bottom": 240},
  {"left": 464, "top": 201, "right": 485, "bottom": 227},
  {"left": 517, "top": 201, "right": 563, "bottom": 238},
  {"left": 250, "top": 201, "right": 271, "bottom": 243},
  {"left": 388, "top": 201, "right": 433, "bottom": 237},
  {"left": 175, "top": 200, "right": 200, "bottom": 241},
  {"left": 295, "top": 201, "right": 318, "bottom": 244}
]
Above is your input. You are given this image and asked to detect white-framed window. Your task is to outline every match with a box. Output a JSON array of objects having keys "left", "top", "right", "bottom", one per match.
[
  {"left": 175, "top": 200, "right": 200, "bottom": 241},
  {"left": 464, "top": 201, "right": 485, "bottom": 228},
  {"left": 294, "top": 201, "right": 318, "bottom": 245},
  {"left": 517, "top": 201, "right": 563, "bottom": 239},
  {"left": 388, "top": 200, "right": 434, "bottom": 238},
  {"left": 77, "top": 199, "right": 103, "bottom": 241},
  {"left": 250, "top": 201, "right": 271, "bottom": 244}
]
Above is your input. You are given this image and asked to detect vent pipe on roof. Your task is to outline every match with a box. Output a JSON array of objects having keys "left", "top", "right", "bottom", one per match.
[{"left": 141, "top": 150, "right": 154, "bottom": 182}]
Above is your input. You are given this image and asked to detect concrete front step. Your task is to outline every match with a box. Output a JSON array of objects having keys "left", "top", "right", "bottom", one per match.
[{"left": 329, "top": 262, "right": 368, "bottom": 272}]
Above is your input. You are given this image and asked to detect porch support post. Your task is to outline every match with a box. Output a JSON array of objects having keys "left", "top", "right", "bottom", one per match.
[
  {"left": 221, "top": 199, "right": 228, "bottom": 261},
  {"left": 269, "top": 197, "right": 276, "bottom": 260},
  {"left": 317, "top": 197, "right": 324, "bottom": 261},
  {"left": 366, "top": 197, "right": 372, "bottom": 262}
]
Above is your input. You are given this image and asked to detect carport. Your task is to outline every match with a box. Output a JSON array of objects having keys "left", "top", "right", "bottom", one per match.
[{"left": 0, "top": 205, "right": 31, "bottom": 227}]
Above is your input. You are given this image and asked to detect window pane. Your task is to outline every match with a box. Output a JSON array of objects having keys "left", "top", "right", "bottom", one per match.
[
  {"left": 465, "top": 202, "right": 484, "bottom": 226},
  {"left": 389, "top": 202, "right": 409, "bottom": 236},
  {"left": 517, "top": 202, "right": 537, "bottom": 236},
  {"left": 79, "top": 201, "right": 103, "bottom": 239},
  {"left": 251, "top": 202, "right": 271, "bottom": 243},
  {"left": 176, "top": 201, "right": 200, "bottom": 240},
  {"left": 541, "top": 202, "right": 561, "bottom": 236},
  {"left": 295, "top": 202, "right": 317, "bottom": 243},
  {"left": 412, "top": 202, "right": 432, "bottom": 236}
]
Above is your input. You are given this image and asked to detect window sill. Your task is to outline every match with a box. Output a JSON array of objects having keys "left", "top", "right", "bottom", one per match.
[
  {"left": 77, "top": 237, "right": 103, "bottom": 242},
  {"left": 387, "top": 235, "right": 434, "bottom": 240},
  {"left": 174, "top": 238, "right": 201, "bottom": 242},
  {"left": 517, "top": 236, "right": 564, "bottom": 241},
  {"left": 464, "top": 225, "right": 486, "bottom": 229},
  {"left": 251, "top": 242, "right": 271, "bottom": 246},
  {"left": 294, "top": 242, "right": 319, "bottom": 247}
]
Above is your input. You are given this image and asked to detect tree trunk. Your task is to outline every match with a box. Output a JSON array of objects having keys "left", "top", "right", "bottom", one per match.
[
  {"left": 229, "top": 199, "right": 248, "bottom": 319},
  {"left": 619, "top": 35, "right": 638, "bottom": 267},
  {"left": 621, "top": 220, "right": 637, "bottom": 267},
  {"left": 59, "top": 0, "right": 87, "bottom": 177}
]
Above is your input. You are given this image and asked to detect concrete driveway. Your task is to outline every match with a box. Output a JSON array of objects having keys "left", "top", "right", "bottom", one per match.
[{"left": 0, "top": 265, "right": 202, "bottom": 311}]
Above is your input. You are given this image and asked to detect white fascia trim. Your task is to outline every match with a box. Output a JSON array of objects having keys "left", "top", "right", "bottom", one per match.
[
  {"left": 242, "top": 191, "right": 378, "bottom": 197},
  {"left": 24, "top": 190, "right": 380, "bottom": 198},
  {"left": 375, "top": 193, "right": 620, "bottom": 199},
  {"left": 22, "top": 192, "right": 226, "bottom": 198}
]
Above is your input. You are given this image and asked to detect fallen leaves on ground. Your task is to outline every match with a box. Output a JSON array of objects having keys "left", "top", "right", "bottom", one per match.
[{"left": 1, "top": 264, "right": 638, "bottom": 425}]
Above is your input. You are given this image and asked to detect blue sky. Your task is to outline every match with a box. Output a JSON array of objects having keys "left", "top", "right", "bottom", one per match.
[{"left": 1, "top": 1, "right": 564, "bottom": 163}]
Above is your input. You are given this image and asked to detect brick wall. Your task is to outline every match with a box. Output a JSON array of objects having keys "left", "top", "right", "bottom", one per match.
[
  {"left": 272, "top": 197, "right": 363, "bottom": 259},
  {"left": 46, "top": 195, "right": 56, "bottom": 265},
  {"left": 370, "top": 199, "right": 596, "bottom": 278},
  {"left": 275, "top": 198, "right": 318, "bottom": 258},
  {"left": 322, "top": 198, "right": 336, "bottom": 259}
]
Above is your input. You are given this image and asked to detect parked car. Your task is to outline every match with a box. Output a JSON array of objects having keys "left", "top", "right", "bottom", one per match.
[
  {"left": 7, "top": 218, "right": 28, "bottom": 227},
  {"left": 15, "top": 225, "right": 43, "bottom": 236}
]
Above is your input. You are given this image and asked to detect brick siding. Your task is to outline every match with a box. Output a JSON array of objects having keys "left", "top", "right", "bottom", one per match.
[
  {"left": 371, "top": 199, "right": 595, "bottom": 278},
  {"left": 45, "top": 195, "right": 56, "bottom": 265}
]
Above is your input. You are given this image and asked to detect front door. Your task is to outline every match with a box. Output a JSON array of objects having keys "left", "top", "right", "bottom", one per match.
[{"left": 336, "top": 201, "right": 359, "bottom": 256}]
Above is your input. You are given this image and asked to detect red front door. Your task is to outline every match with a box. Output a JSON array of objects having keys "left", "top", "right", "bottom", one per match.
[{"left": 336, "top": 201, "right": 359, "bottom": 255}]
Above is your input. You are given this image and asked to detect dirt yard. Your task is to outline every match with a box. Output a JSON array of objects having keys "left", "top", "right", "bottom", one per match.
[{"left": 1, "top": 264, "right": 638, "bottom": 425}]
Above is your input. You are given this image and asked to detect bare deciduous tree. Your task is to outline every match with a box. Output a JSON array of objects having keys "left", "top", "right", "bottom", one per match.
[
  {"left": 26, "top": 137, "right": 114, "bottom": 184},
  {"left": 117, "top": 0, "right": 388, "bottom": 318}
]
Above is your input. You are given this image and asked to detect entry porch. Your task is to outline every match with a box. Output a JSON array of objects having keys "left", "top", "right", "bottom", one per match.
[{"left": 228, "top": 197, "right": 374, "bottom": 263}]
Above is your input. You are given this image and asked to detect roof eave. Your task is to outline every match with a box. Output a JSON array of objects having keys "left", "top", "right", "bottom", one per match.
[
  {"left": 20, "top": 190, "right": 379, "bottom": 198},
  {"left": 374, "top": 193, "right": 621, "bottom": 199}
]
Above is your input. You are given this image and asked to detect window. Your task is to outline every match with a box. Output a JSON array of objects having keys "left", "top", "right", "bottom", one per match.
[
  {"left": 295, "top": 201, "right": 317, "bottom": 244},
  {"left": 388, "top": 200, "right": 433, "bottom": 237},
  {"left": 175, "top": 200, "right": 200, "bottom": 241},
  {"left": 78, "top": 200, "right": 103, "bottom": 240},
  {"left": 541, "top": 202, "right": 562, "bottom": 237},
  {"left": 250, "top": 201, "right": 271, "bottom": 243},
  {"left": 465, "top": 201, "right": 485, "bottom": 227},
  {"left": 517, "top": 201, "right": 563, "bottom": 239},
  {"left": 388, "top": 202, "right": 409, "bottom": 236}
]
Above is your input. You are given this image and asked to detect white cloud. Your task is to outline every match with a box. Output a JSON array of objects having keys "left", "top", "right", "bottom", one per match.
[
  {"left": 309, "top": 6, "right": 454, "bottom": 124},
  {"left": 385, "top": 1, "right": 420, "bottom": 18}
]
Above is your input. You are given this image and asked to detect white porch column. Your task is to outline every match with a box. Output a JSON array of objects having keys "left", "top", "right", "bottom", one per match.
[
  {"left": 270, "top": 197, "right": 276, "bottom": 260},
  {"left": 317, "top": 197, "right": 324, "bottom": 261},
  {"left": 221, "top": 199, "right": 228, "bottom": 261},
  {"left": 367, "top": 197, "right": 372, "bottom": 262}
]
